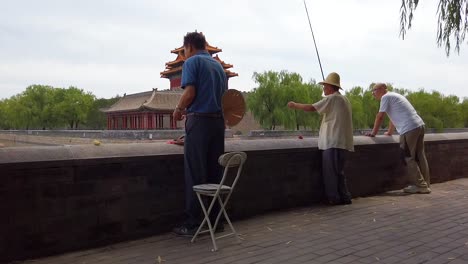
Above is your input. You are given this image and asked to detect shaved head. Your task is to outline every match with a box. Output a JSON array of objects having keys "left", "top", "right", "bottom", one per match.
[
  {"left": 371, "top": 83, "right": 388, "bottom": 100},
  {"left": 373, "top": 83, "right": 387, "bottom": 90}
]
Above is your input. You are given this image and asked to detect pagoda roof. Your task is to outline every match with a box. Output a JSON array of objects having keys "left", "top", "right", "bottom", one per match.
[
  {"left": 160, "top": 66, "right": 183, "bottom": 78},
  {"left": 101, "top": 89, "right": 182, "bottom": 113},
  {"left": 171, "top": 43, "right": 222, "bottom": 55},
  {"left": 160, "top": 55, "right": 238, "bottom": 79},
  {"left": 161, "top": 41, "right": 238, "bottom": 79},
  {"left": 166, "top": 53, "right": 186, "bottom": 67},
  {"left": 214, "top": 55, "right": 233, "bottom": 69},
  {"left": 225, "top": 70, "right": 239, "bottom": 78}
]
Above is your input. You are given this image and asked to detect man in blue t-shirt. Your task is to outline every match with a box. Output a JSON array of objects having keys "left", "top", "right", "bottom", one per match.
[{"left": 172, "top": 32, "right": 227, "bottom": 236}]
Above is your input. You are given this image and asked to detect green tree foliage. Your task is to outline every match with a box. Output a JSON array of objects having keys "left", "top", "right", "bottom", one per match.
[
  {"left": 462, "top": 98, "right": 468, "bottom": 127},
  {"left": 400, "top": 0, "right": 468, "bottom": 55},
  {"left": 407, "top": 89, "right": 464, "bottom": 130},
  {"left": 276, "top": 72, "right": 322, "bottom": 130},
  {"left": 247, "top": 71, "right": 322, "bottom": 130},
  {"left": 0, "top": 95, "right": 26, "bottom": 129},
  {"left": 0, "top": 100, "right": 6, "bottom": 129},
  {"left": 21, "top": 85, "right": 57, "bottom": 129},
  {"left": 52, "top": 87, "right": 95, "bottom": 129},
  {"left": 346, "top": 86, "right": 368, "bottom": 128},
  {"left": 247, "top": 71, "right": 285, "bottom": 130},
  {"left": 1, "top": 81, "right": 466, "bottom": 131},
  {"left": 247, "top": 71, "right": 468, "bottom": 131},
  {"left": 0, "top": 85, "right": 99, "bottom": 130},
  {"left": 2, "top": 87, "right": 52, "bottom": 129},
  {"left": 86, "top": 96, "right": 121, "bottom": 129}
]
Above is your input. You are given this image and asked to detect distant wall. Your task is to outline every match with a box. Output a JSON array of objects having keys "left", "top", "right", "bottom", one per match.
[
  {"left": 1, "top": 133, "right": 467, "bottom": 263},
  {"left": 0, "top": 129, "right": 234, "bottom": 140},
  {"left": 0, "top": 130, "right": 233, "bottom": 146}
]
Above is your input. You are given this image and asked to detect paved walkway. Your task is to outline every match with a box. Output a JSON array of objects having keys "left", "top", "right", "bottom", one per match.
[{"left": 18, "top": 179, "right": 468, "bottom": 264}]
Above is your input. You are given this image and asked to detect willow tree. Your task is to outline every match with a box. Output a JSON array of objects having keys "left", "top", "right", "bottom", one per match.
[
  {"left": 247, "top": 71, "right": 283, "bottom": 130},
  {"left": 53, "top": 87, "right": 95, "bottom": 129},
  {"left": 247, "top": 71, "right": 322, "bottom": 130},
  {"left": 400, "top": 0, "right": 468, "bottom": 55}
]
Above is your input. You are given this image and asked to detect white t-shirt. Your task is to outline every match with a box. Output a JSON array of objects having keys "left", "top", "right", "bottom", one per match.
[
  {"left": 379, "top": 92, "right": 425, "bottom": 135},
  {"left": 313, "top": 92, "right": 354, "bottom": 151}
]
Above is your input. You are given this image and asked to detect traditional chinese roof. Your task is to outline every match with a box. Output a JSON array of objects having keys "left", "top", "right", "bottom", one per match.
[
  {"left": 166, "top": 53, "right": 186, "bottom": 67},
  {"left": 225, "top": 70, "right": 239, "bottom": 78},
  {"left": 160, "top": 66, "right": 183, "bottom": 77},
  {"left": 214, "top": 55, "right": 238, "bottom": 77},
  {"left": 161, "top": 42, "right": 238, "bottom": 79},
  {"left": 101, "top": 89, "right": 182, "bottom": 113},
  {"left": 214, "top": 55, "right": 233, "bottom": 69},
  {"left": 170, "top": 43, "right": 222, "bottom": 55}
]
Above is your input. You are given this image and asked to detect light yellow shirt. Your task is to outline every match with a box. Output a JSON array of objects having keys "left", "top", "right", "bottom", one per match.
[{"left": 313, "top": 92, "right": 354, "bottom": 151}]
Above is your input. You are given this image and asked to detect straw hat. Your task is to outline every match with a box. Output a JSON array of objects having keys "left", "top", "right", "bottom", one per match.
[
  {"left": 318, "top": 72, "right": 342, "bottom": 89},
  {"left": 222, "top": 89, "right": 246, "bottom": 127}
]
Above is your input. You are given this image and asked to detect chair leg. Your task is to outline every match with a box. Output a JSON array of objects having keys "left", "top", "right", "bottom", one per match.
[
  {"left": 191, "top": 193, "right": 218, "bottom": 251},
  {"left": 192, "top": 192, "right": 242, "bottom": 251},
  {"left": 212, "top": 196, "right": 225, "bottom": 233},
  {"left": 191, "top": 193, "right": 205, "bottom": 242},
  {"left": 218, "top": 196, "right": 241, "bottom": 243}
]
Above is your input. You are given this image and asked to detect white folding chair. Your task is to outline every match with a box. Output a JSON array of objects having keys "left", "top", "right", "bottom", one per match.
[{"left": 191, "top": 151, "right": 247, "bottom": 251}]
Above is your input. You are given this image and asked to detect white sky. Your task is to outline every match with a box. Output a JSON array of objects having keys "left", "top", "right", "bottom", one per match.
[{"left": 1, "top": 0, "right": 467, "bottom": 100}]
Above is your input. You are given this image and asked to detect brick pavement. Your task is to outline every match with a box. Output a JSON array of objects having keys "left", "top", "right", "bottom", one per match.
[{"left": 15, "top": 179, "right": 468, "bottom": 264}]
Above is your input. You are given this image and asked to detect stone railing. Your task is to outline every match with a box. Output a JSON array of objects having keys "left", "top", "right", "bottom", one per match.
[{"left": 1, "top": 133, "right": 467, "bottom": 262}]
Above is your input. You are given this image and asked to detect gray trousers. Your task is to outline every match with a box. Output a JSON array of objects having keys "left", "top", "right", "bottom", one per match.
[
  {"left": 184, "top": 114, "right": 225, "bottom": 227},
  {"left": 400, "top": 125, "right": 430, "bottom": 188},
  {"left": 322, "top": 148, "right": 351, "bottom": 203}
]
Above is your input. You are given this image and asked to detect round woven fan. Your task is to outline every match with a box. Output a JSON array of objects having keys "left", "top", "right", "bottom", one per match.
[{"left": 222, "top": 89, "right": 246, "bottom": 127}]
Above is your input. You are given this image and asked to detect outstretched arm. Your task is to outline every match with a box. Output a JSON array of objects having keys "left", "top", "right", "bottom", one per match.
[{"left": 287, "top": 101, "right": 317, "bottom": 112}]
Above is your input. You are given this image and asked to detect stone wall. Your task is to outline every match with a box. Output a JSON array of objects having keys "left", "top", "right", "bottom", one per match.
[
  {"left": 1, "top": 133, "right": 468, "bottom": 263},
  {"left": 0, "top": 129, "right": 234, "bottom": 142}
]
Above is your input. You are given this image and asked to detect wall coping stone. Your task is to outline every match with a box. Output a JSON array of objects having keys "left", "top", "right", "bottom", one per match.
[{"left": 1, "top": 132, "right": 467, "bottom": 164}]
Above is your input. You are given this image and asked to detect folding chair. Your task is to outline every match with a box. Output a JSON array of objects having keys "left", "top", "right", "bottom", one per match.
[{"left": 191, "top": 151, "right": 247, "bottom": 251}]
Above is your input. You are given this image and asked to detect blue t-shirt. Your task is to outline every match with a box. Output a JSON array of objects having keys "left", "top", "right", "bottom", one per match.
[{"left": 181, "top": 51, "right": 228, "bottom": 113}]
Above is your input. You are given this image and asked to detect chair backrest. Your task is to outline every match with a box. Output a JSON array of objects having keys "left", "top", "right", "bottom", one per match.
[
  {"left": 218, "top": 151, "right": 247, "bottom": 168},
  {"left": 217, "top": 151, "right": 247, "bottom": 190}
]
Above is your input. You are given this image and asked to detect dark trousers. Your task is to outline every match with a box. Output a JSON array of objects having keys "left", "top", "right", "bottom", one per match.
[
  {"left": 322, "top": 148, "right": 351, "bottom": 203},
  {"left": 184, "top": 115, "right": 225, "bottom": 227}
]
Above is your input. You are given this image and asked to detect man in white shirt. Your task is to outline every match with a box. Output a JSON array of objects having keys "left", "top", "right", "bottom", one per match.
[
  {"left": 365, "top": 83, "right": 430, "bottom": 194},
  {"left": 288, "top": 72, "right": 354, "bottom": 205}
]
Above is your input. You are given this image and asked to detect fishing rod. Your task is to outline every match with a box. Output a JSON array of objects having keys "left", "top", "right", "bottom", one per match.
[{"left": 303, "top": 0, "right": 325, "bottom": 81}]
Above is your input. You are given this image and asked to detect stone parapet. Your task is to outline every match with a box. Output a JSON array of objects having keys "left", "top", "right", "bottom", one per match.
[{"left": 1, "top": 133, "right": 467, "bottom": 262}]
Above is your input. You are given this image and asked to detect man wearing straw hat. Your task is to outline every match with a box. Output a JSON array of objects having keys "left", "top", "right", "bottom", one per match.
[
  {"left": 172, "top": 31, "right": 227, "bottom": 236},
  {"left": 365, "top": 83, "right": 430, "bottom": 194},
  {"left": 287, "top": 72, "right": 354, "bottom": 205}
]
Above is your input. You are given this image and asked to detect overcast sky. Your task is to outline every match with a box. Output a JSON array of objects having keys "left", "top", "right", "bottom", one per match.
[{"left": 1, "top": 0, "right": 467, "bottom": 100}]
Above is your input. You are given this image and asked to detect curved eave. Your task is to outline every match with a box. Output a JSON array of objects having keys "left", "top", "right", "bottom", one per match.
[
  {"left": 226, "top": 71, "right": 239, "bottom": 78},
  {"left": 101, "top": 106, "right": 146, "bottom": 113},
  {"left": 143, "top": 106, "right": 174, "bottom": 112},
  {"left": 166, "top": 54, "right": 186, "bottom": 66},
  {"left": 160, "top": 66, "right": 183, "bottom": 78},
  {"left": 166, "top": 60, "right": 184, "bottom": 67},
  {"left": 171, "top": 44, "right": 222, "bottom": 54}
]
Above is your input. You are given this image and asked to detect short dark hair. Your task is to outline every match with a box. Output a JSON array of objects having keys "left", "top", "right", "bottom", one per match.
[{"left": 183, "top": 32, "right": 206, "bottom": 50}]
